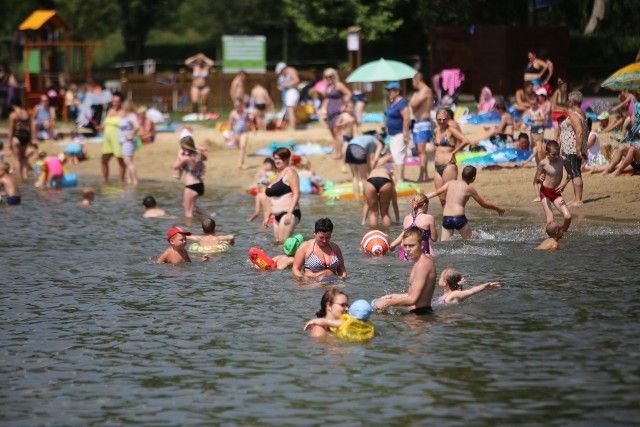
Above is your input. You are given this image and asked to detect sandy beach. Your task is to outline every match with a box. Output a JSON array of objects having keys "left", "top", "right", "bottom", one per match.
[{"left": 24, "top": 119, "right": 640, "bottom": 222}]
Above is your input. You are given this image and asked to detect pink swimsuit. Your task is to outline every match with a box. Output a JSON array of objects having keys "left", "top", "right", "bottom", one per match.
[{"left": 46, "top": 157, "right": 63, "bottom": 176}]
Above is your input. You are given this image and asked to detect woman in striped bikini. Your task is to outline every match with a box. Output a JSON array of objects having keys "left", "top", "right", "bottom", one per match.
[{"left": 292, "top": 218, "right": 347, "bottom": 281}]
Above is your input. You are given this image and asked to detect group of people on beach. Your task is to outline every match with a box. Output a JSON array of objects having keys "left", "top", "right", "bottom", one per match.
[{"left": 2, "top": 57, "right": 638, "bottom": 344}]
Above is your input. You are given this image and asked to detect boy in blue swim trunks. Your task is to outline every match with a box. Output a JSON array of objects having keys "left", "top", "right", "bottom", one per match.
[
  {"left": 409, "top": 72, "right": 435, "bottom": 182},
  {"left": 0, "top": 163, "right": 21, "bottom": 205},
  {"left": 426, "top": 166, "right": 505, "bottom": 240}
]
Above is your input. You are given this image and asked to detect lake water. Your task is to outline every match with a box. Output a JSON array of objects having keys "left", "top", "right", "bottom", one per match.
[{"left": 2, "top": 179, "right": 640, "bottom": 426}]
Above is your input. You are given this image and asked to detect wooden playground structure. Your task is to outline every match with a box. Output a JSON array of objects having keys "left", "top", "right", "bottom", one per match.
[{"left": 18, "top": 10, "right": 100, "bottom": 118}]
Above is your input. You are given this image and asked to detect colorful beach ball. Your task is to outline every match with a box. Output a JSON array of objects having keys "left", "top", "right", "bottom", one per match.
[{"left": 360, "top": 230, "right": 389, "bottom": 256}]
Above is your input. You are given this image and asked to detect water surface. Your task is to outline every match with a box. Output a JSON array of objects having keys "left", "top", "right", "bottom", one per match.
[{"left": 2, "top": 180, "right": 639, "bottom": 426}]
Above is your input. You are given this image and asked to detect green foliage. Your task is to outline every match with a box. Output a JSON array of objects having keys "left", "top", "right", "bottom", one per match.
[
  {"left": 2, "top": 0, "right": 638, "bottom": 76},
  {"left": 282, "top": 0, "right": 403, "bottom": 44}
]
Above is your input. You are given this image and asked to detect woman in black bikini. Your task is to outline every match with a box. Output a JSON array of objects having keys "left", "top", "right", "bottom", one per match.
[
  {"left": 523, "top": 50, "right": 548, "bottom": 83},
  {"left": 432, "top": 109, "right": 470, "bottom": 207},
  {"left": 8, "top": 98, "right": 32, "bottom": 179},
  {"left": 173, "top": 135, "right": 211, "bottom": 218},
  {"left": 263, "top": 147, "right": 301, "bottom": 242},
  {"left": 362, "top": 166, "right": 399, "bottom": 226}
]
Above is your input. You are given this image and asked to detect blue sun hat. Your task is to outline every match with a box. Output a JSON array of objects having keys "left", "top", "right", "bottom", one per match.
[
  {"left": 349, "top": 299, "right": 373, "bottom": 321},
  {"left": 384, "top": 82, "right": 401, "bottom": 91}
]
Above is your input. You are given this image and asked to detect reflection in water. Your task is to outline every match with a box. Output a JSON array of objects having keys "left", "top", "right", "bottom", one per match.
[{"left": 1, "top": 178, "right": 639, "bottom": 425}]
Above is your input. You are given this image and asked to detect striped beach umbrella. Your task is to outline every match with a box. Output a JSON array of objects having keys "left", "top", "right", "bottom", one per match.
[{"left": 601, "top": 62, "right": 640, "bottom": 91}]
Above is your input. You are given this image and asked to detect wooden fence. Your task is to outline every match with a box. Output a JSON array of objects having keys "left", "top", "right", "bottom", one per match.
[{"left": 66, "top": 69, "right": 390, "bottom": 113}]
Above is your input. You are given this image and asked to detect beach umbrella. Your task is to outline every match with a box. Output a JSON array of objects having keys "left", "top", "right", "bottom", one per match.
[
  {"left": 346, "top": 58, "right": 417, "bottom": 83},
  {"left": 601, "top": 62, "right": 640, "bottom": 91}
]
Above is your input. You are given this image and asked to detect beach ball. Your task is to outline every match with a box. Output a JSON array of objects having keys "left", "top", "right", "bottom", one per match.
[{"left": 360, "top": 230, "right": 389, "bottom": 256}]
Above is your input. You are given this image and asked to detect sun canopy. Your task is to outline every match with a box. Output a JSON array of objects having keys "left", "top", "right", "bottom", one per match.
[{"left": 19, "top": 10, "right": 70, "bottom": 31}]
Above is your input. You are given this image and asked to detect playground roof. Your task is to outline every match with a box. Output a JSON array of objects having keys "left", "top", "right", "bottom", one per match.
[{"left": 19, "top": 10, "right": 70, "bottom": 31}]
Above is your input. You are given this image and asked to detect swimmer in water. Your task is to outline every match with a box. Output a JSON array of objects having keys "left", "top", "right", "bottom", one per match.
[
  {"left": 157, "top": 227, "right": 209, "bottom": 263},
  {"left": 187, "top": 218, "right": 235, "bottom": 247},
  {"left": 372, "top": 227, "right": 436, "bottom": 315},
  {"left": 436, "top": 268, "right": 500, "bottom": 304},
  {"left": 142, "top": 195, "right": 169, "bottom": 218},
  {"left": 303, "top": 299, "right": 375, "bottom": 341},
  {"left": 271, "top": 234, "right": 303, "bottom": 270},
  {"left": 536, "top": 221, "right": 564, "bottom": 251},
  {"left": 80, "top": 187, "right": 95, "bottom": 206}
]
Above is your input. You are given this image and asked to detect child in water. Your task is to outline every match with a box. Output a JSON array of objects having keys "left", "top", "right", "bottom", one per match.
[
  {"left": 518, "top": 132, "right": 546, "bottom": 202},
  {"left": 536, "top": 221, "right": 564, "bottom": 250},
  {"left": 389, "top": 193, "right": 438, "bottom": 259},
  {"left": 0, "top": 163, "right": 21, "bottom": 205},
  {"left": 80, "top": 187, "right": 95, "bottom": 206},
  {"left": 36, "top": 152, "right": 65, "bottom": 189},
  {"left": 227, "top": 98, "right": 250, "bottom": 169},
  {"left": 437, "top": 268, "right": 501, "bottom": 304},
  {"left": 296, "top": 157, "right": 322, "bottom": 194},
  {"left": 247, "top": 158, "right": 276, "bottom": 222},
  {"left": 534, "top": 140, "right": 572, "bottom": 232},
  {"left": 142, "top": 195, "right": 169, "bottom": 218},
  {"left": 271, "top": 234, "right": 303, "bottom": 270},
  {"left": 157, "top": 227, "right": 210, "bottom": 263},
  {"left": 304, "top": 299, "right": 375, "bottom": 341},
  {"left": 187, "top": 218, "right": 235, "bottom": 248}
]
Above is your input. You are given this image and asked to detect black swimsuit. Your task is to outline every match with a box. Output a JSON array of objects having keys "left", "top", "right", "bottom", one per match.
[
  {"left": 434, "top": 132, "right": 456, "bottom": 177},
  {"left": 266, "top": 172, "right": 301, "bottom": 223},
  {"left": 367, "top": 177, "right": 392, "bottom": 193},
  {"left": 13, "top": 117, "right": 31, "bottom": 146},
  {"left": 434, "top": 134, "right": 454, "bottom": 148},
  {"left": 265, "top": 177, "right": 292, "bottom": 197}
]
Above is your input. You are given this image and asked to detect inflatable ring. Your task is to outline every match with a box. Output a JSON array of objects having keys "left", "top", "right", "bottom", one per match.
[{"left": 187, "top": 241, "right": 231, "bottom": 254}]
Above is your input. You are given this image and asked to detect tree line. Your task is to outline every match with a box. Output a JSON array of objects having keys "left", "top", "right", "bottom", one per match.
[{"left": 4, "top": 0, "right": 638, "bottom": 67}]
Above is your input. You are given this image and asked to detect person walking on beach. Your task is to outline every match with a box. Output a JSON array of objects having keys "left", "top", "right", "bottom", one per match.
[
  {"left": 321, "top": 68, "right": 352, "bottom": 160},
  {"left": 227, "top": 98, "right": 250, "bottom": 169},
  {"left": 100, "top": 92, "right": 125, "bottom": 184},
  {"left": 409, "top": 72, "right": 435, "bottom": 182},
  {"left": 118, "top": 100, "right": 140, "bottom": 185},
  {"left": 229, "top": 71, "right": 247, "bottom": 104},
  {"left": 184, "top": 53, "right": 214, "bottom": 119},
  {"left": 275, "top": 62, "right": 300, "bottom": 131},
  {"left": 535, "top": 140, "right": 572, "bottom": 232},
  {"left": 384, "top": 82, "right": 410, "bottom": 182},
  {"left": 250, "top": 84, "right": 273, "bottom": 131},
  {"left": 559, "top": 90, "right": 588, "bottom": 207},
  {"left": 432, "top": 108, "right": 470, "bottom": 207}
]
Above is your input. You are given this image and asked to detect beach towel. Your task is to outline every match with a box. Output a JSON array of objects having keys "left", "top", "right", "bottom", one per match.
[
  {"left": 441, "top": 69, "right": 464, "bottom": 96},
  {"left": 361, "top": 113, "right": 384, "bottom": 123}
]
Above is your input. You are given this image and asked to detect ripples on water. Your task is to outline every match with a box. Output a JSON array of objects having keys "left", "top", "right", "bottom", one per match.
[{"left": 1, "top": 180, "right": 639, "bottom": 426}]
